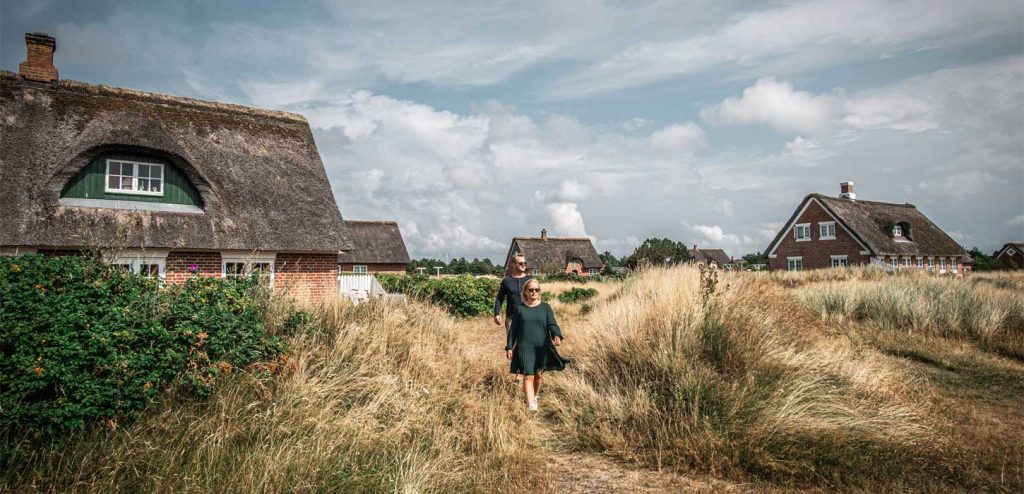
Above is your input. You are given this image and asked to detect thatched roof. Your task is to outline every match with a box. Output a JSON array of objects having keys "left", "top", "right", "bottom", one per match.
[
  {"left": 766, "top": 193, "right": 967, "bottom": 258},
  {"left": 689, "top": 247, "right": 731, "bottom": 265},
  {"left": 0, "top": 71, "right": 352, "bottom": 253},
  {"left": 506, "top": 236, "right": 604, "bottom": 271},
  {"left": 337, "top": 220, "right": 410, "bottom": 264}
]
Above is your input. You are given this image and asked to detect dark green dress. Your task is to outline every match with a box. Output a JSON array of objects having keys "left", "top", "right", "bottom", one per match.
[{"left": 505, "top": 302, "right": 569, "bottom": 375}]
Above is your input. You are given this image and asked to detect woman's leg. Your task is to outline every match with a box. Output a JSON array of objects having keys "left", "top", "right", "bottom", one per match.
[
  {"left": 533, "top": 371, "right": 543, "bottom": 397},
  {"left": 523, "top": 374, "right": 535, "bottom": 405},
  {"left": 506, "top": 319, "right": 523, "bottom": 383}
]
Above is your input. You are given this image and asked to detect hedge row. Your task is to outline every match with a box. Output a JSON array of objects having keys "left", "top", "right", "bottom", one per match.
[
  {"left": 375, "top": 274, "right": 500, "bottom": 317},
  {"left": 0, "top": 255, "right": 298, "bottom": 435}
]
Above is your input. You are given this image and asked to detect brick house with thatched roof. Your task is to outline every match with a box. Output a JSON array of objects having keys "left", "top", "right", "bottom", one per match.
[
  {"left": 764, "top": 182, "right": 968, "bottom": 272},
  {"left": 337, "top": 220, "right": 410, "bottom": 274},
  {"left": 995, "top": 243, "right": 1024, "bottom": 269},
  {"left": 503, "top": 229, "right": 604, "bottom": 276},
  {"left": 688, "top": 245, "right": 733, "bottom": 268},
  {"left": 0, "top": 33, "right": 352, "bottom": 301}
]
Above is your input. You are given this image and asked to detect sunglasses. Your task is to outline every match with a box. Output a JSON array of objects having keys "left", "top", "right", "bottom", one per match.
[
  {"left": 516, "top": 262, "right": 527, "bottom": 266},
  {"left": 526, "top": 288, "right": 541, "bottom": 293}
]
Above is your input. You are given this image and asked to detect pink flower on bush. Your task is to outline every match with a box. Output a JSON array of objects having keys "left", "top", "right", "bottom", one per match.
[{"left": 188, "top": 264, "right": 199, "bottom": 273}]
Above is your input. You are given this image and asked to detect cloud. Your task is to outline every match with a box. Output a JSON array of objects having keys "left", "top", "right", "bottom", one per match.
[
  {"left": 686, "top": 224, "right": 756, "bottom": 248},
  {"left": 620, "top": 117, "right": 653, "bottom": 132},
  {"left": 545, "top": 202, "right": 589, "bottom": 238},
  {"left": 648, "top": 122, "right": 707, "bottom": 158},
  {"left": 1007, "top": 215, "right": 1024, "bottom": 227},
  {"left": 701, "top": 78, "right": 838, "bottom": 135}
]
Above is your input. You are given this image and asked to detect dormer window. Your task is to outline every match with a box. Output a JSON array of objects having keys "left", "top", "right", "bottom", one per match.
[
  {"left": 105, "top": 159, "right": 164, "bottom": 196},
  {"left": 892, "top": 224, "right": 903, "bottom": 237}
]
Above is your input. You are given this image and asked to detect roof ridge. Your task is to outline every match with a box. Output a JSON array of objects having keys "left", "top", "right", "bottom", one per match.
[
  {"left": 346, "top": 219, "right": 398, "bottom": 225},
  {"left": 515, "top": 236, "right": 593, "bottom": 240},
  {"left": 0, "top": 70, "right": 307, "bottom": 125},
  {"left": 810, "top": 193, "right": 917, "bottom": 208}
]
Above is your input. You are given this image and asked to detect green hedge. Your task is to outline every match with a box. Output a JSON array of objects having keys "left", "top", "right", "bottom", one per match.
[
  {"left": 375, "top": 274, "right": 499, "bottom": 317},
  {"left": 557, "top": 287, "right": 599, "bottom": 304},
  {"left": 0, "top": 255, "right": 290, "bottom": 435}
]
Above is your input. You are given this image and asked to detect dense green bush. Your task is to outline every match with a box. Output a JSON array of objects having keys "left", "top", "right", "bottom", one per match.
[
  {"left": 0, "top": 255, "right": 287, "bottom": 435},
  {"left": 556, "top": 287, "right": 599, "bottom": 304},
  {"left": 375, "top": 274, "right": 499, "bottom": 317}
]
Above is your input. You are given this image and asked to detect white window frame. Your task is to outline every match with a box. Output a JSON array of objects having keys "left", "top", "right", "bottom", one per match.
[
  {"left": 903, "top": 257, "right": 911, "bottom": 267},
  {"left": 892, "top": 224, "right": 903, "bottom": 237},
  {"left": 531, "top": 268, "right": 541, "bottom": 275},
  {"left": 949, "top": 258, "right": 958, "bottom": 272},
  {"left": 819, "top": 222, "right": 836, "bottom": 240},
  {"left": 1008, "top": 247, "right": 1018, "bottom": 256},
  {"left": 889, "top": 257, "right": 898, "bottom": 268},
  {"left": 352, "top": 265, "right": 368, "bottom": 274},
  {"left": 787, "top": 256, "right": 803, "bottom": 271},
  {"left": 939, "top": 257, "right": 946, "bottom": 272},
  {"left": 104, "top": 250, "right": 168, "bottom": 280},
  {"left": 830, "top": 255, "right": 848, "bottom": 268},
  {"left": 221, "top": 252, "right": 276, "bottom": 287},
  {"left": 915, "top": 257, "right": 923, "bottom": 268},
  {"left": 104, "top": 159, "right": 165, "bottom": 197},
  {"left": 793, "top": 223, "right": 811, "bottom": 242},
  {"left": 588, "top": 267, "right": 600, "bottom": 276}
]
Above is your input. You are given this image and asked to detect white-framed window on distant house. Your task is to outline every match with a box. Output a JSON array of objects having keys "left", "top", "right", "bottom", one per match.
[
  {"left": 892, "top": 224, "right": 903, "bottom": 238},
  {"left": 830, "top": 255, "right": 848, "bottom": 267},
  {"left": 787, "top": 257, "right": 803, "bottom": 271},
  {"left": 949, "top": 258, "right": 958, "bottom": 272},
  {"left": 353, "top": 265, "right": 368, "bottom": 275},
  {"left": 532, "top": 268, "right": 541, "bottom": 275},
  {"left": 222, "top": 255, "right": 275, "bottom": 286},
  {"left": 105, "top": 159, "right": 164, "bottom": 196},
  {"left": 104, "top": 250, "right": 167, "bottom": 280},
  {"left": 588, "top": 268, "right": 600, "bottom": 276},
  {"left": 916, "top": 257, "right": 923, "bottom": 268},
  {"left": 903, "top": 257, "right": 911, "bottom": 267},
  {"left": 939, "top": 257, "right": 946, "bottom": 272},
  {"left": 794, "top": 223, "right": 811, "bottom": 241},
  {"left": 928, "top": 257, "right": 935, "bottom": 270},
  {"left": 819, "top": 222, "right": 836, "bottom": 240},
  {"left": 890, "top": 257, "right": 898, "bottom": 268}
]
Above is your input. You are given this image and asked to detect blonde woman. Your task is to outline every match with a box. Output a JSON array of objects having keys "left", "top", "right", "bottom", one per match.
[{"left": 505, "top": 279, "right": 568, "bottom": 412}]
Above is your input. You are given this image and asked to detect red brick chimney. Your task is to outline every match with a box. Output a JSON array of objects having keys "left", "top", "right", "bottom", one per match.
[
  {"left": 19, "top": 33, "right": 58, "bottom": 83},
  {"left": 840, "top": 181, "right": 856, "bottom": 200},
  {"left": 541, "top": 228, "right": 548, "bottom": 241},
  {"left": 692, "top": 244, "right": 698, "bottom": 251}
]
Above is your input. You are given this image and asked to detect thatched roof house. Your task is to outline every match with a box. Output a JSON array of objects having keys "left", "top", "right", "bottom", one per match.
[
  {"left": 688, "top": 245, "right": 732, "bottom": 267},
  {"left": 0, "top": 33, "right": 351, "bottom": 300},
  {"left": 765, "top": 182, "right": 968, "bottom": 272},
  {"left": 503, "top": 229, "right": 604, "bottom": 276},
  {"left": 337, "top": 220, "right": 411, "bottom": 274}
]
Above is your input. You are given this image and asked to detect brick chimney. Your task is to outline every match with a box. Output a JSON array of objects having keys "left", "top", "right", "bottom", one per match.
[
  {"left": 19, "top": 33, "right": 58, "bottom": 83},
  {"left": 541, "top": 228, "right": 548, "bottom": 241},
  {"left": 692, "top": 244, "right": 698, "bottom": 251},
  {"left": 839, "top": 181, "right": 856, "bottom": 200}
]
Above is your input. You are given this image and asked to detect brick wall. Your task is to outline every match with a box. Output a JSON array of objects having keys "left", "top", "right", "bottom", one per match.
[
  {"left": 338, "top": 262, "right": 406, "bottom": 274},
  {"left": 166, "top": 251, "right": 221, "bottom": 284},
  {"left": 769, "top": 200, "right": 870, "bottom": 270},
  {"left": 997, "top": 250, "right": 1024, "bottom": 269},
  {"left": 276, "top": 253, "right": 339, "bottom": 302}
]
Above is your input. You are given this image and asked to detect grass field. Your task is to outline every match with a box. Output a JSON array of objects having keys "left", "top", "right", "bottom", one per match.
[{"left": 4, "top": 267, "right": 1023, "bottom": 492}]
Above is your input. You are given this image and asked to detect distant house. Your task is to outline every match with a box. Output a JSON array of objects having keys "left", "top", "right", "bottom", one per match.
[
  {"left": 764, "top": 182, "right": 968, "bottom": 272},
  {"left": 0, "top": 33, "right": 352, "bottom": 301},
  {"left": 995, "top": 243, "right": 1024, "bottom": 269},
  {"left": 688, "top": 245, "right": 733, "bottom": 269},
  {"left": 504, "top": 229, "right": 604, "bottom": 276},
  {"left": 337, "top": 220, "right": 411, "bottom": 274}
]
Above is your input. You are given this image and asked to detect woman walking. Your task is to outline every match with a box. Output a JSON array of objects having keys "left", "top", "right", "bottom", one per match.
[{"left": 505, "top": 279, "right": 568, "bottom": 412}]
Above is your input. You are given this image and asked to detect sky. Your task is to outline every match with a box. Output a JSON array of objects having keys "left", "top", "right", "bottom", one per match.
[{"left": 2, "top": 0, "right": 1022, "bottom": 262}]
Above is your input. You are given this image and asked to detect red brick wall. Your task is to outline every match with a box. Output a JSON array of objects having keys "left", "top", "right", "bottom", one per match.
[
  {"left": 769, "top": 200, "right": 870, "bottom": 270},
  {"left": 276, "top": 253, "right": 339, "bottom": 301},
  {"left": 166, "top": 251, "right": 222, "bottom": 284},
  {"left": 338, "top": 262, "right": 406, "bottom": 274},
  {"left": 997, "top": 250, "right": 1024, "bottom": 269}
]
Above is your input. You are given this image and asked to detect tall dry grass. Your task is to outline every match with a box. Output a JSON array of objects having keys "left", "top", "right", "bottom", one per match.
[
  {"left": 2, "top": 299, "right": 547, "bottom": 493},
  {"left": 796, "top": 272, "right": 1024, "bottom": 359},
  {"left": 542, "top": 265, "right": 941, "bottom": 488}
]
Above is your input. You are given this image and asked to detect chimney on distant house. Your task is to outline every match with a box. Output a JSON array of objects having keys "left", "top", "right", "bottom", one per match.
[
  {"left": 540, "top": 228, "right": 548, "bottom": 241},
  {"left": 692, "top": 244, "right": 698, "bottom": 251},
  {"left": 840, "top": 181, "right": 856, "bottom": 200},
  {"left": 19, "top": 33, "right": 58, "bottom": 83}
]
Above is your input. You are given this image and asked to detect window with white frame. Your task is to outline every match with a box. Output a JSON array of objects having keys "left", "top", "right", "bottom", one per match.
[
  {"left": 903, "top": 257, "right": 911, "bottom": 267},
  {"left": 222, "top": 256, "right": 274, "bottom": 286},
  {"left": 588, "top": 268, "right": 600, "bottom": 275},
  {"left": 830, "top": 255, "right": 848, "bottom": 267},
  {"left": 819, "top": 222, "right": 836, "bottom": 240},
  {"left": 916, "top": 257, "right": 923, "bottom": 268},
  {"left": 105, "top": 252, "right": 167, "bottom": 280},
  {"left": 105, "top": 159, "right": 164, "bottom": 196},
  {"left": 949, "top": 258, "right": 957, "bottom": 272},
  {"left": 532, "top": 268, "right": 541, "bottom": 275},
  {"left": 793, "top": 223, "right": 811, "bottom": 241},
  {"left": 939, "top": 257, "right": 946, "bottom": 271},
  {"left": 928, "top": 257, "right": 935, "bottom": 270},
  {"left": 787, "top": 257, "right": 803, "bottom": 271},
  {"left": 892, "top": 224, "right": 903, "bottom": 237},
  {"left": 890, "top": 258, "right": 898, "bottom": 268},
  {"left": 353, "top": 265, "right": 368, "bottom": 274}
]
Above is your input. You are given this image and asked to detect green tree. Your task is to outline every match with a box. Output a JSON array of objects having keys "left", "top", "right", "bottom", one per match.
[
  {"left": 741, "top": 251, "right": 769, "bottom": 267},
  {"left": 967, "top": 247, "right": 997, "bottom": 272},
  {"left": 406, "top": 258, "right": 446, "bottom": 275},
  {"left": 623, "top": 238, "right": 692, "bottom": 268}
]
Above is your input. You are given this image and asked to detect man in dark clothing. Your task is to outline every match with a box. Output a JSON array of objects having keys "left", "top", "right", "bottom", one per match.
[{"left": 494, "top": 253, "right": 533, "bottom": 331}]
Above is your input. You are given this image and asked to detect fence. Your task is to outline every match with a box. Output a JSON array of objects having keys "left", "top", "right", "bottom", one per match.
[{"left": 338, "top": 274, "right": 387, "bottom": 302}]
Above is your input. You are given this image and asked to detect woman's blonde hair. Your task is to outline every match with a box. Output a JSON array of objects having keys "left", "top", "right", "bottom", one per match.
[{"left": 520, "top": 278, "right": 540, "bottom": 305}]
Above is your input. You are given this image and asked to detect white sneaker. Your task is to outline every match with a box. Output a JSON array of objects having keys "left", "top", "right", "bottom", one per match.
[{"left": 528, "top": 398, "right": 538, "bottom": 412}]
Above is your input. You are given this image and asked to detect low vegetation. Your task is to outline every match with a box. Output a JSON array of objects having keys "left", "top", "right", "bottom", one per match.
[
  {"left": 375, "top": 273, "right": 499, "bottom": 317},
  {"left": 3, "top": 260, "right": 1021, "bottom": 492}
]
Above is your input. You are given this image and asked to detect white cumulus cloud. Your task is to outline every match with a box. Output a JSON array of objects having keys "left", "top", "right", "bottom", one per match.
[{"left": 701, "top": 77, "right": 838, "bottom": 135}]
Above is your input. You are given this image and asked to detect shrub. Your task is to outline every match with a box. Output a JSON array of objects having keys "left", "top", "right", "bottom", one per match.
[
  {"left": 557, "top": 287, "right": 598, "bottom": 304},
  {"left": 538, "top": 272, "right": 591, "bottom": 284},
  {"left": 375, "top": 274, "right": 499, "bottom": 317},
  {"left": 0, "top": 255, "right": 285, "bottom": 435}
]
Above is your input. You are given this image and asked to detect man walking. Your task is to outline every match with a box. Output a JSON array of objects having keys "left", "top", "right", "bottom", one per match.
[{"left": 494, "top": 253, "right": 533, "bottom": 332}]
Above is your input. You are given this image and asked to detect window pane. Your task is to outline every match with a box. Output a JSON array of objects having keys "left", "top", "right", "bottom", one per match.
[
  {"left": 151, "top": 180, "right": 161, "bottom": 192},
  {"left": 122, "top": 162, "right": 134, "bottom": 177},
  {"left": 138, "top": 178, "right": 149, "bottom": 191},
  {"left": 139, "top": 164, "right": 151, "bottom": 178},
  {"left": 225, "top": 262, "right": 245, "bottom": 276},
  {"left": 108, "top": 176, "right": 120, "bottom": 189}
]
